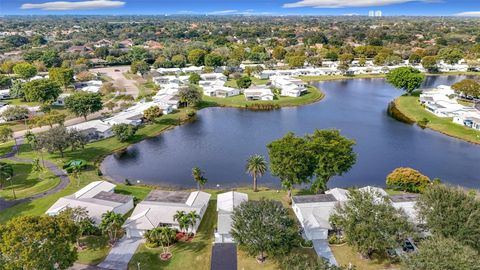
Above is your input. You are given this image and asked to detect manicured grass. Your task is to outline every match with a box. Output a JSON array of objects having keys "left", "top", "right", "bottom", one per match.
[
  {"left": 0, "top": 140, "right": 15, "bottom": 157},
  {"left": 0, "top": 110, "right": 191, "bottom": 224},
  {"left": 129, "top": 198, "right": 217, "bottom": 270},
  {"left": 200, "top": 85, "right": 324, "bottom": 109},
  {"left": 330, "top": 244, "right": 400, "bottom": 270},
  {"left": 394, "top": 95, "right": 480, "bottom": 144},
  {"left": 77, "top": 235, "right": 111, "bottom": 265},
  {"left": 0, "top": 160, "right": 60, "bottom": 200},
  {"left": 0, "top": 170, "right": 92, "bottom": 223},
  {"left": 128, "top": 187, "right": 315, "bottom": 270}
]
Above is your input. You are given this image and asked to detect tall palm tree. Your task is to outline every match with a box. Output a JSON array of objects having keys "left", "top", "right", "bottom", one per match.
[
  {"left": 186, "top": 211, "right": 201, "bottom": 237},
  {"left": 0, "top": 162, "right": 14, "bottom": 191},
  {"left": 192, "top": 167, "right": 207, "bottom": 190},
  {"left": 158, "top": 227, "right": 176, "bottom": 255},
  {"left": 245, "top": 155, "right": 267, "bottom": 192},
  {"left": 173, "top": 210, "right": 188, "bottom": 238}
]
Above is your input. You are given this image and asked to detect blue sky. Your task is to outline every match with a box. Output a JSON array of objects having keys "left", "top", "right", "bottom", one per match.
[{"left": 1, "top": 0, "right": 480, "bottom": 16}]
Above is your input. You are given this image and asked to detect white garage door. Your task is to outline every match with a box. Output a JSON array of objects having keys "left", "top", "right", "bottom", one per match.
[{"left": 127, "top": 229, "right": 144, "bottom": 238}]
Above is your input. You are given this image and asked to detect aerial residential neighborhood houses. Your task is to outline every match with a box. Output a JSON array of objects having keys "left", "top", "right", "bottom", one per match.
[
  {"left": 46, "top": 181, "right": 134, "bottom": 223},
  {"left": 420, "top": 85, "right": 480, "bottom": 130},
  {"left": 123, "top": 190, "right": 211, "bottom": 238}
]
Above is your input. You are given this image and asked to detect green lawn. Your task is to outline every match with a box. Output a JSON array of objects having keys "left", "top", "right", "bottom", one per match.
[
  {"left": 394, "top": 95, "right": 480, "bottom": 144},
  {"left": 77, "top": 235, "right": 111, "bottom": 265},
  {"left": 201, "top": 85, "right": 324, "bottom": 109},
  {"left": 128, "top": 187, "right": 315, "bottom": 270},
  {"left": 0, "top": 160, "right": 60, "bottom": 200},
  {"left": 0, "top": 141, "right": 15, "bottom": 157},
  {"left": 330, "top": 244, "right": 400, "bottom": 270}
]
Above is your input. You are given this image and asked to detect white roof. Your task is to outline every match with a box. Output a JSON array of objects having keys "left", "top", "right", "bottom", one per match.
[
  {"left": 74, "top": 181, "right": 116, "bottom": 199},
  {"left": 45, "top": 181, "right": 132, "bottom": 223},
  {"left": 359, "top": 186, "right": 388, "bottom": 197},
  {"left": 217, "top": 212, "right": 233, "bottom": 235},
  {"left": 325, "top": 188, "right": 349, "bottom": 201},
  {"left": 68, "top": 120, "right": 112, "bottom": 133},
  {"left": 124, "top": 191, "right": 211, "bottom": 231},
  {"left": 217, "top": 191, "right": 248, "bottom": 212}
]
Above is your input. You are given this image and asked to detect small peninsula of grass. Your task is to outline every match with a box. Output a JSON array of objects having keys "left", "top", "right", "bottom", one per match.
[
  {"left": 392, "top": 95, "right": 480, "bottom": 144},
  {"left": 0, "top": 160, "right": 60, "bottom": 200},
  {"left": 200, "top": 85, "right": 324, "bottom": 109}
]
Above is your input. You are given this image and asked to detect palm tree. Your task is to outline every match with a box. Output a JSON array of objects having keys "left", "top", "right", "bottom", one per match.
[
  {"left": 32, "top": 158, "right": 44, "bottom": 181},
  {"left": 158, "top": 227, "right": 176, "bottom": 256},
  {"left": 192, "top": 167, "right": 207, "bottom": 190},
  {"left": 100, "top": 211, "right": 124, "bottom": 245},
  {"left": 245, "top": 155, "right": 267, "bottom": 192},
  {"left": 0, "top": 162, "right": 14, "bottom": 191},
  {"left": 186, "top": 211, "right": 201, "bottom": 237},
  {"left": 173, "top": 210, "right": 188, "bottom": 238}
]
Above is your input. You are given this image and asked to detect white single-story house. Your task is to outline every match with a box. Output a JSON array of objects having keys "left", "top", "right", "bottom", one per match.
[
  {"left": 271, "top": 76, "right": 308, "bottom": 98},
  {"left": 293, "top": 186, "right": 417, "bottom": 241},
  {"left": 200, "top": 73, "right": 227, "bottom": 82},
  {"left": 0, "top": 89, "right": 10, "bottom": 100},
  {"left": 182, "top": 66, "right": 203, "bottom": 74},
  {"left": 244, "top": 86, "right": 274, "bottom": 101},
  {"left": 46, "top": 181, "right": 134, "bottom": 224},
  {"left": 52, "top": 93, "right": 71, "bottom": 106},
  {"left": 123, "top": 190, "right": 211, "bottom": 238},
  {"left": 67, "top": 120, "right": 113, "bottom": 141},
  {"left": 105, "top": 100, "right": 173, "bottom": 126},
  {"left": 203, "top": 84, "right": 240, "bottom": 98},
  {"left": 155, "top": 67, "right": 182, "bottom": 75},
  {"left": 215, "top": 191, "right": 248, "bottom": 243},
  {"left": 153, "top": 94, "right": 180, "bottom": 109}
]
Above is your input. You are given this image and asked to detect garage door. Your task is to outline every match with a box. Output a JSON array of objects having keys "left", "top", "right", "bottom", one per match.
[{"left": 127, "top": 229, "right": 144, "bottom": 238}]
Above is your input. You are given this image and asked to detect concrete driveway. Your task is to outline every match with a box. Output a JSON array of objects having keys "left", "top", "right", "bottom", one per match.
[
  {"left": 98, "top": 237, "right": 144, "bottom": 270},
  {"left": 313, "top": 239, "right": 338, "bottom": 266},
  {"left": 90, "top": 66, "right": 141, "bottom": 98}
]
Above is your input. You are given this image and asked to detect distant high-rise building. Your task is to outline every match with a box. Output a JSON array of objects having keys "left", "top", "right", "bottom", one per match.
[{"left": 368, "top": 10, "right": 382, "bottom": 17}]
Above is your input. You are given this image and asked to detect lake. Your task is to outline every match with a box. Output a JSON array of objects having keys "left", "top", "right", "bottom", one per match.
[{"left": 101, "top": 76, "right": 480, "bottom": 189}]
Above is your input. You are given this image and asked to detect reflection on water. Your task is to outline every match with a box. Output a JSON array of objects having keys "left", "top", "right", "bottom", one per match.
[{"left": 102, "top": 76, "right": 480, "bottom": 189}]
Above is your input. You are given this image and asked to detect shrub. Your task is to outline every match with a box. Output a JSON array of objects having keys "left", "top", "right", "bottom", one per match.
[{"left": 386, "top": 167, "right": 430, "bottom": 193}]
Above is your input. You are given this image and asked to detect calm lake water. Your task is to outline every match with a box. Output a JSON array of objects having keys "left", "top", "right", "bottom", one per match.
[{"left": 102, "top": 76, "right": 480, "bottom": 189}]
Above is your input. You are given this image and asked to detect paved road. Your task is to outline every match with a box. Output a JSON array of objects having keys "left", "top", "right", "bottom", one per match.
[
  {"left": 0, "top": 138, "right": 70, "bottom": 212},
  {"left": 91, "top": 66, "right": 141, "bottom": 98},
  {"left": 13, "top": 111, "right": 105, "bottom": 138},
  {"left": 98, "top": 237, "right": 144, "bottom": 270}
]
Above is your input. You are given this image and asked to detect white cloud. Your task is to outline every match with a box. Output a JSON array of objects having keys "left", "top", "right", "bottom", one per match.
[
  {"left": 21, "top": 0, "right": 125, "bottom": 10},
  {"left": 283, "top": 0, "right": 431, "bottom": 8},
  {"left": 207, "top": 10, "right": 238, "bottom": 15},
  {"left": 455, "top": 11, "right": 480, "bottom": 17}
]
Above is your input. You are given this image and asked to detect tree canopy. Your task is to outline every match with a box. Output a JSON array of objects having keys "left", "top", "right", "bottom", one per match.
[
  {"left": 415, "top": 185, "right": 480, "bottom": 251},
  {"left": 231, "top": 199, "right": 297, "bottom": 262},
  {"left": 112, "top": 123, "right": 138, "bottom": 142},
  {"left": 386, "top": 167, "right": 430, "bottom": 193},
  {"left": 48, "top": 67, "right": 74, "bottom": 90},
  {"left": 178, "top": 85, "right": 202, "bottom": 106},
  {"left": 402, "top": 237, "right": 480, "bottom": 270},
  {"left": 236, "top": 76, "right": 252, "bottom": 89},
  {"left": 0, "top": 215, "right": 78, "bottom": 270},
  {"left": 386, "top": 67, "right": 425, "bottom": 94},
  {"left": 64, "top": 92, "right": 103, "bottom": 120},
  {"left": 23, "top": 79, "right": 61, "bottom": 104},
  {"left": 451, "top": 79, "right": 480, "bottom": 97},
  {"left": 330, "top": 189, "right": 413, "bottom": 259},
  {"left": 13, "top": 62, "right": 37, "bottom": 79}
]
